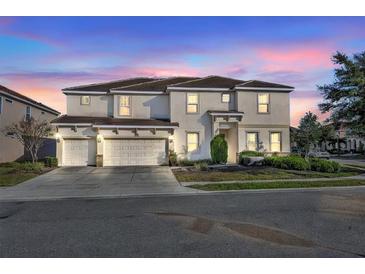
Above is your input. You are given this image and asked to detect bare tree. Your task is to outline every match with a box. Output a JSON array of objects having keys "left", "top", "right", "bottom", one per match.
[{"left": 3, "top": 118, "right": 52, "bottom": 163}]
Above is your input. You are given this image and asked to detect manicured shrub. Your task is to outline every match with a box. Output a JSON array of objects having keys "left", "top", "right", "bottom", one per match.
[
  {"left": 168, "top": 150, "right": 178, "bottom": 166},
  {"left": 210, "top": 134, "right": 228, "bottom": 164},
  {"left": 20, "top": 162, "right": 44, "bottom": 173},
  {"left": 194, "top": 162, "right": 209, "bottom": 171},
  {"left": 264, "top": 155, "right": 310, "bottom": 171},
  {"left": 44, "top": 156, "right": 58, "bottom": 168},
  {"left": 309, "top": 158, "right": 341, "bottom": 173}
]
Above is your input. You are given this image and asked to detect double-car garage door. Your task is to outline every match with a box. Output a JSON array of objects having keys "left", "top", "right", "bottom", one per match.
[
  {"left": 62, "top": 138, "right": 167, "bottom": 166},
  {"left": 104, "top": 139, "right": 167, "bottom": 166}
]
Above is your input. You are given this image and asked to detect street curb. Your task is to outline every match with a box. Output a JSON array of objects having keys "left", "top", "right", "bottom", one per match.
[{"left": 1, "top": 184, "right": 365, "bottom": 203}]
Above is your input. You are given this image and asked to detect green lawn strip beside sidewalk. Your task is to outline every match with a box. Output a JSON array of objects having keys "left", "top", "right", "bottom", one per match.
[
  {"left": 173, "top": 167, "right": 360, "bottom": 182},
  {"left": 0, "top": 165, "right": 51, "bottom": 187},
  {"left": 189, "top": 179, "right": 365, "bottom": 191}
]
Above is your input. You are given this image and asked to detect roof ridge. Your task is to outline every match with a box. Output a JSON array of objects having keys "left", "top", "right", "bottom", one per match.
[
  {"left": 235, "top": 80, "right": 255, "bottom": 87},
  {"left": 110, "top": 76, "right": 177, "bottom": 91},
  {"left": 62, "top": 77, "right": 158, "bottom": 91},
  {"left": 167, "top": 75, "right": 213, "bottom": 87}
]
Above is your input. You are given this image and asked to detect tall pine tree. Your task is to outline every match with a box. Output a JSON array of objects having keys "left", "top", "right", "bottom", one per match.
[{"left": 318, "top": 51, "right": 365, "bottom": 137}]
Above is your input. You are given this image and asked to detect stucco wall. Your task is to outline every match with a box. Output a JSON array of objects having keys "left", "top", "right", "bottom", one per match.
[
  {"left": 113, "top": 94, "right": 169, "bottom": 119},
  {"left": 238, "top": 126, "right": 291, "bottom": 153},
  {"left": 66, "top": 95, "right": 112, "bottom": 117},
  {"left": 170, "top": 91, "right": 234, "bottom": 160},
  {"left": 0, "top": 96, "right": 58, "bottom": 163},
  {"left": 236, "top": 91, "right": 290, "bottom": 125}
]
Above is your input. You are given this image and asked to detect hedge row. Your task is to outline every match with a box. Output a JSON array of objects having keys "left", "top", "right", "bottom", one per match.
[{"left": 263, "top": 155, "right": 341, "bottom": 173}]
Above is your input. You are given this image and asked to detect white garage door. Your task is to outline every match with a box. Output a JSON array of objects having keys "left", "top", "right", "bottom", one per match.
[
  {"left": 63, "top": 139, "right": 96, "bottom": 166},
  {"left": 104, "top": 139, "right": 167, "bottom": 166}
]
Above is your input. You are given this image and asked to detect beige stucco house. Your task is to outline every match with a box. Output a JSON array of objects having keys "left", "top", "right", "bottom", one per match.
[
  {"left": 51, "top": 76, "right": 294, "bottom": 166},
  {"left": 0, "top": 85, "right": 60, "bottom": 163}
]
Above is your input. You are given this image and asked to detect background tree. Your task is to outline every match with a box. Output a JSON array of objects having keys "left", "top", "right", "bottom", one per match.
[
  {"left": 3, "top": 118, "right": 52, "bottom": 163},
  {"left": 318, "top": 51, "right": 365, "bottom": 137},
  {"left": 296, "top": 112, "right": 322, "bottom": 154},
  {"left": 319, "top": 124, "right": 336, "bottom": 151}
]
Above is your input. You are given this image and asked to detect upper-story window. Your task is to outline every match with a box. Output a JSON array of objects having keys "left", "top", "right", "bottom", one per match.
[
  {"left": 187, "top": 93, "right": 199, "bottom": 113},
  {"left": 119, "top": 95, "right": 131, "bottom": 116},
  {"left": 258, "top": 93, "right": 270, "bottom": 113},
  {"left": 25, "top": 106, "right": 31, "bottom": 121},
  {"left": 80, "top": 96, "right": 90, "bottom": 105},
  {"left": 222, "top": 93, "right": 230, "bottom": 103},
  {"left": 0, "top": 96, "right": 2, "bottom": 114}
]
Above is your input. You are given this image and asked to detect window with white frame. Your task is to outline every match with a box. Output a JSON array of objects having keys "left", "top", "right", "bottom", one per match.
[
  {"left": 187, "top": 132, "right": 199, "bottom": 152},
  {"left": 246, "top": 132, "right": 258, "bottom": 151},
  {"left": 80, "top": 96, "right": 90, "bottom": 105},
  {"left": 270, "top": 132, "right": 281, "bottom": 152},
  {"left": 222, "top": 93, "right": 230, "bottom": 103},
  {"left": 25, "top": 106, "right": 31, "bottom": 121},
  {"left": 187, "top": 93, "right": 199, "bottom": 113},
  {"left": 0, "top": 96, "right": 2, "bottom": 114},
  {"left": 119, "top": 95, "right": 131, "bottom": 116},
  {"left": 258, "top": 93, "right": 269, "bottom": 113}
]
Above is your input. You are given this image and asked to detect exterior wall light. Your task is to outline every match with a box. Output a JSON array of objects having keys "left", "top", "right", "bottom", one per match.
[
  {"left": 55, "top": 133, "right": 61, "bottom": 143},
  {"left": 97, "top": 134, "right": 103, "bottom": 143}
]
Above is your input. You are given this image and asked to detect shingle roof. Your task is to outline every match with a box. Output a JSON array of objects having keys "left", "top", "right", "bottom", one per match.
[
  {"left": 168, "top": 75, "right": 246, "bottom": 89},
  {"left": 236, "top": 80, "right": 294, "bottom": 90},
  {"left": 0, "top": 84, "right": 60, "bottom": 115},
  {"left": 111, "top": 77, "right": 200, "bottom": 92},
  {"left": 51, "top": 115, "right": 179, "bottom": 127},
  {"left": 62, "top": 77, "right": 158, "bottom": 92}
]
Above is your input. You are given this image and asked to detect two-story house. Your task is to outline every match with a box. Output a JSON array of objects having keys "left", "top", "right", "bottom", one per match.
[
  {"left": 51, "top": 76, "right": 294, "bottom": 166},
  {"left": 0, "top": 85, "right": 60, "bottom": 163}
]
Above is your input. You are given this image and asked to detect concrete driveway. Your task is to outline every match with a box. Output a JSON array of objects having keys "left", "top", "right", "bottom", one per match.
[{"left": 0, "top": 166, "right": 200, "bottom": 201}]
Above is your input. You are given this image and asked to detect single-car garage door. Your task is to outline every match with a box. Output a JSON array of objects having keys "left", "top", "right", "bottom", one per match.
[
  {"left": 104, "top": 139, "right": 167, "bottom": 166},
  {"left": 63, "top": 139, "right": 96, "bottom": 166}
]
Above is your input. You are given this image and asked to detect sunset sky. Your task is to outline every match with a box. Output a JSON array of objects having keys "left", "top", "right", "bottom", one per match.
[{"left": 1, "top": 16, "right": 365, "bottom": 125}]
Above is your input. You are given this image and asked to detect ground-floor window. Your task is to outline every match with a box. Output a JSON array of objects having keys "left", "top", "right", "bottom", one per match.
[
  {"left": 246, "top": 132, "right": 258, "bottom": 151},
  {"left": 187, "top": 132, "right": 199, "bottom": 152},
  {"left": 270, "top": 132, "right": 281, "bottom": 152}
]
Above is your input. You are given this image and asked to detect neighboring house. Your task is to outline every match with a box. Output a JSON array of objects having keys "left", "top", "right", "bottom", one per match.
[
  {"left": 0, "top": 85, "right": 60, "bottom": 163},
  {"left": 51, "top": 76, "right": 294, "bottom": 166}
]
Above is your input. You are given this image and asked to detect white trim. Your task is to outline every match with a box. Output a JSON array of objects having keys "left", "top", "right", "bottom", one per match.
[
  {"left": 0, "top": 90, "right": 60, "bottom": 115},
  {"left": 62, "top": 91, "right": 107, "bottom": 95},
  {"left": 51, "top": 123, "right": 93, "bottom": 126},
  {"left": 92, "top": 125, "right": 178, "bottom": 129},
  {"left": 236, "top": 87, "right": 294, "bottom": 91},
  {"left": 110, "top": 90, "right": 165, "bottom": 95},
  {"left": 167, "top": 87, "right": 231, "bottom": 91},
  {"left": 209, "top": 112, "right": 244, "bottom": 116}
]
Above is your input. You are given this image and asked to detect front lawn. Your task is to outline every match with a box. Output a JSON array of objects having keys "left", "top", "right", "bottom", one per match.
[
  {"left": 173, "top": 167, "right": 361, "bottom": 182},
  {"left": 0, "top": 162, "right": 52, "bottom": 187},
  {"left": 189, "top": 179, "right": 365, "bottom": 191}
]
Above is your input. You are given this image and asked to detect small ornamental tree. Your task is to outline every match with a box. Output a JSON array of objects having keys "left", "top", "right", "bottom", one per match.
[
  {"left": 4, "top": 118, "right": 52, "bottom": 163},
  {"left": 210, "top": 134, "right": 228, "bottom": 164}
]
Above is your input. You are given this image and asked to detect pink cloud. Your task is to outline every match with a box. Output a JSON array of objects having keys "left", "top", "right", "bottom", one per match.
[
  {"left": 257, "top": 47, "right": 333, "bottom": 72},
  {"left": 290, "top": 96, "right": 330, "bottom": 126}
]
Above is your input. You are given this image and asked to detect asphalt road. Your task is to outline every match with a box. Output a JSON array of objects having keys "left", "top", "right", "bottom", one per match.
[{"left": 1, "top": 188, "right": 365, "bottom": 257}]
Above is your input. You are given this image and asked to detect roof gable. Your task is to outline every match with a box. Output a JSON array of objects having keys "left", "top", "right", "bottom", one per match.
[
  {"left": 167, "top": 75, "right": 246, "bottom": 89},
  {"left": 0, "top": 84, "right": 60, "bottom": 115},
  {"left": 236, "top": 80, "right": 294, "bottom": 90}
]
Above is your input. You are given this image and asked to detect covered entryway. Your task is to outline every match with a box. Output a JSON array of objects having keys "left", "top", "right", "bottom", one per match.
[
  {"left": 62, "top": 139, "right": 96, "bottom": 166},
  {"left": 103, "top": 139, "right": 167, "bottom": 166}
]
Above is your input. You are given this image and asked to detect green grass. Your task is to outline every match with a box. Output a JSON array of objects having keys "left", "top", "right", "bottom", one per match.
[
  {"left": 173, "top": 167, "right": 361, "bottom": 182},
  {"left": 189, "top": 179, "right": 365, "bottom": 191},
  {"left": 0, "top": 164, "right": 46, "bottom": 187}
]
